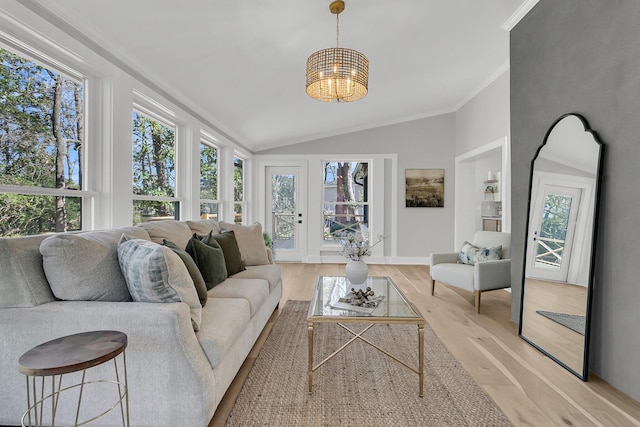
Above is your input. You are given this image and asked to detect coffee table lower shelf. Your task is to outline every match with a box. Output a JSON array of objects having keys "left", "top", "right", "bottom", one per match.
[{"left": 307, "top": 318, "right": 425, "bottom": 397}]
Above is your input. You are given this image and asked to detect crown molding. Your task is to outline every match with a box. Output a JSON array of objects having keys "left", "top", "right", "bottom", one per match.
[{"left": 501, "top": 0, "right": 540, "bottom": 31}]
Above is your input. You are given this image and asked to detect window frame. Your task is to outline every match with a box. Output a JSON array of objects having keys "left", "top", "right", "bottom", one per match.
[
  {"left": 199, "top": 133, "right": 220, "bottom": 220},
  {"left": 321, "top": 160, "right": 371, "bottom": 244},
  {"left": 131, "top": 96, "right": 181, "bottom": 224},
  {"left": 233, "top": 153, "right": 247, "bottom": 224},
  {"left": 0, "top": 41, "right": 96, "bottom": 235}
]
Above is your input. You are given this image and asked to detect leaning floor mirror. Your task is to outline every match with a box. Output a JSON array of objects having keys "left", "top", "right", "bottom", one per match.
[{"left": 519, "top": 113, "right": 604, "bottom": 380}]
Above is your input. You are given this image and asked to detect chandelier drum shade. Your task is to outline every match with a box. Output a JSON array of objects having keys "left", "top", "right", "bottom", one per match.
[{"left": 306, "top": 0, "right": 369, "bottom": 103}]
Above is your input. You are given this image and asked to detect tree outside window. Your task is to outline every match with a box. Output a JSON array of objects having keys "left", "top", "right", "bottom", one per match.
[
  {"left": 200, "top": 141, "right": 219, "bottom": 219},
  {"left": 233, "top": 156, "right": 244, "bottom": 224},
  {"left": 132, "top": 110, "right": 177, "bottom": 224},
  {"left": 0, "top": 47, "right": 85, "bottom": 236},
  {"left": 322, "top": 161, "right": 368, "bottom": 241}
]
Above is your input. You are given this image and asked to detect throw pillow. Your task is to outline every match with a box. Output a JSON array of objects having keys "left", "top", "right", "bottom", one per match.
[
  {"left": 185, "top": 219, "right": 220, "bottom": 237},
  {"left": 185, "top": 234, "right": 228, "bottom": 289},
  {"left": 458, "top": 241, "right": 502, "bottom": 266},
  {"left": 117, "top": 235, "right": 202, "bottom": 331},
  {"left": 219, "top": 221, "right": 270, "bottom": 266},
  {"left": 163, "top": 239, "right": 208, "bottom": 306},
  {"left": 39, "top": 226, "right": 149, "bottom": 302},
  {"left": 209, "top": 231, "right": 246, "bottom": 275}
]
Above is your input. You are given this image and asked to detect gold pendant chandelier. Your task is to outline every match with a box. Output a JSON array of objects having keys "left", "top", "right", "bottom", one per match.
[{"left": 306, "top": 0, "right": 369, "bottom": 103}]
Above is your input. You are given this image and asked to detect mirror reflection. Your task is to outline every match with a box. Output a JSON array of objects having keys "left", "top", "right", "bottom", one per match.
[{"left": 519, "top": 113, "right": 603, "bottom": 380}]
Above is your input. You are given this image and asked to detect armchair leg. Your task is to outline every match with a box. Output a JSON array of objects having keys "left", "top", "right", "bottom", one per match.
[
  {"left": 431, "top": 279, "right": 435, "bottom": 296},
  {"left": 475, "top": 291, "right": 481, "bottom": 314}
]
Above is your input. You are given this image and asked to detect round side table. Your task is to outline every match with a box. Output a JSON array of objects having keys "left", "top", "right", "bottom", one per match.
[{"left": 18, "top": 330, "right": 129, "bottom": 427}]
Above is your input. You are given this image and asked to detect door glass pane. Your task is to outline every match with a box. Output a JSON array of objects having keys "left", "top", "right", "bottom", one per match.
[
  {"left": 535, "top": 194, "right": 573, "bottom": 270},
  {"left": 322, "top": 161, "right": 368, "bottom": 241},
  {"left": 271, "top": 174, "right": 296, "bottom": 250}
]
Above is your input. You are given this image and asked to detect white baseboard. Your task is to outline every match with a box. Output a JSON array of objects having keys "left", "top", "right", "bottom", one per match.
[{"left": 300, "top": 256, "right": 429, "bottom": 265}]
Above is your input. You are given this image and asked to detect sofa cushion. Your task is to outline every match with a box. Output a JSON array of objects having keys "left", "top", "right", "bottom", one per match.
[
  {"left": 196, "top": 297, "right": 251, "bottom": 369},
  {"left": 0, "top": 234, "right": 55, "bottom": 308},
  {"left": 209, "top": 231, "right": 245, "bottom": 275},
  {"left": 207, "top": 278, "right": 269, "bottom": 317},
  {"left": 117, "top": 236, "right": 202, "bottom": 330},
  {"left": 40, "top": 226, "right": 149, "bottom": 302},
  {"left": 458, "top": 241, "right": 502, "bottom": 265},
  {"left": 219, "top": 222, "right": 270, "bottom": 266},
  {"left": 185, "top": 234, "right": 228, "bottom": 289},
  {"left": 231, "top": 264, "right": 282, "bottom": 293},
  {"left": 138, "top": 220, "right": 192, "bottom": 250},
  {"left": 163, "top": 239, "right": 208, "bottom": 306},
  {"left": 185, "top": 220, "right": 220, "bottom": 237}
]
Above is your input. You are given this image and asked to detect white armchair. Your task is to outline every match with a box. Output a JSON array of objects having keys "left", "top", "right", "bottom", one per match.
[{"left": 430, "top": 231, "right": 511, "bottom": 313}]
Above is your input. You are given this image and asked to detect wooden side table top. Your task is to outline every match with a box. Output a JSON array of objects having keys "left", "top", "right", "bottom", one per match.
[{"left": 18, "top": 330, "right": 127, "bottom": 377}]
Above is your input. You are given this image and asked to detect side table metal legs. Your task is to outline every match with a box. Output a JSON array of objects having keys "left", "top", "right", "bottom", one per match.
[
  {"left": 22, "top": 349, "right": 129, "bottom": 427},
  {"left": 19, "top": 331, "right": 129, "bottom": 427}
]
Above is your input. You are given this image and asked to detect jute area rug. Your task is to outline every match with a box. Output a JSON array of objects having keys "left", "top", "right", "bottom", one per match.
[
  {"left": 536, "top": 310, "right": 585, "bottom": 335},
  {"left": 226, "top": 300, "right": 512, "bottom": 426}
]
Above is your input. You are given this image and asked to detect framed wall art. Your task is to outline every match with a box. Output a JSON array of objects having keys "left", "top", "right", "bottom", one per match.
[{"left": 405, "top": 169, "right": 444, "bottom": 207}]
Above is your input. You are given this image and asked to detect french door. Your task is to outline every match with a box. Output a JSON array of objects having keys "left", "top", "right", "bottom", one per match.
[
  {"left": 527, "top": 183, "right": 582, "bottom": 282},
  {"left": 265, "top": 166, "right": 305, "bottom": 262}
]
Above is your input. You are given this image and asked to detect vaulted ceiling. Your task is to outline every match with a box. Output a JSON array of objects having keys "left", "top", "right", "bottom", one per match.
[{"left": 23, "top": 0, "right": 534, "bottom": 152}]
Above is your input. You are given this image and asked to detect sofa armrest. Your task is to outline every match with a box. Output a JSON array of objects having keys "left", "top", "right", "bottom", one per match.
[
  {"left": 474, "top": 258, "right": 511, "bottom": 291},
  {"left": 0, "top": 301, "right": 214, "bottom": 427},
  {"left": 266, "top": 247, "right": 275, "bottom": 264},
  {"left": 430, "top": 252, "right": 459, "bottom": 266}
]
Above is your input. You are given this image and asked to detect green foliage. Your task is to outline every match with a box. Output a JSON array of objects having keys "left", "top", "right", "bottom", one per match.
[
  {"left": 233, "top": 157, "right": 243, "bottom": 202},
  {"left": 0, "top": 47, "right": 84, "bottom": 236},
  {"left": 540, "top": 194, "right": 572, "bottom": 240},
  {"left": 200, "top": 143, "right": 218, "bottom": 200},
  {"left": 263, "top": 232, "right": 273, "bottom": 250}
]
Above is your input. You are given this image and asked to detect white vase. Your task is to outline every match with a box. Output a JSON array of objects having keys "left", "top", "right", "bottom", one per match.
[{"left": 345, "top": 259, "right": 368, "bottom": 285}]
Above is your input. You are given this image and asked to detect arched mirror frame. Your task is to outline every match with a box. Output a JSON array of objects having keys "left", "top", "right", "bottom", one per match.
[{"left": 518, "top": 112, "right": 604, "bottom": 381}]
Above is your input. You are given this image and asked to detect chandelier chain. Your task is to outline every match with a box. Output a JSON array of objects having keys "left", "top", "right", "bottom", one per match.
[{"left": 336, "top": 13, "right": 340, "bottom": 48}]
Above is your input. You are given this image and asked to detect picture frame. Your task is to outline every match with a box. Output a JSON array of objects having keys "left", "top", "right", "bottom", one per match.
[{"left": 405, "top": 169, "right": 445, "bottom": 207}]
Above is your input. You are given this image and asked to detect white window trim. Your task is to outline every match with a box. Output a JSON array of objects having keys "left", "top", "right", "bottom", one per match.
[
  {"left": 0, "top": 40, "right": 95, "bottom": 232},
  {"left": 131, "top": 97, "right": 182, "bottom": 222},
  {"left": 199, "top": 134, "right": 220, "bottom": 218}
]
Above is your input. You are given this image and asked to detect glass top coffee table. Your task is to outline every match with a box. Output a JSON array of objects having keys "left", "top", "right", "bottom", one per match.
[{"left": 307, "top": 275, "right": 426, "bottom": 396}]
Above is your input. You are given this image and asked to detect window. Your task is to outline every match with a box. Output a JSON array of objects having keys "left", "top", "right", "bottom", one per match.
[
  {"left": 322, "top": 161, "right": 369, "bottom": 241},
  {"left": 131, "top": 110, "right": 178, "bottom": 224},
  {"left": 0, "top": 47, "right": 87, "bottom": 236},
  {"left": 233, "top": 156, "right": 244, "bottom": 224},
  {"left": 199, "top": 139, "right": 219, "bottom": 219}
]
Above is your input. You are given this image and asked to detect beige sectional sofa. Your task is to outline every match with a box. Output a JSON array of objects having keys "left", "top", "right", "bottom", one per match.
[{"left": 0, "top": 219, "right": 282, "bottom": 427}]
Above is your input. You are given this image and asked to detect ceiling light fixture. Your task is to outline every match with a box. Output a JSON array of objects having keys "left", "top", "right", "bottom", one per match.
[{"left": 306, "top": 0, "right": 369, "bottom": 103}]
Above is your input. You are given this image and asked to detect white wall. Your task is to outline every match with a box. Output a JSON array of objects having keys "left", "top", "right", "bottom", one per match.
[
  {"left": 455, "top": 71, "right": 511, "bottom": 156},
  {"left": 256, "top": 114, "right": 456, "bottom": 263}
]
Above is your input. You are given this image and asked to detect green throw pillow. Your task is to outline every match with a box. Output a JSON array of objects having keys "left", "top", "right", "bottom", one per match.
[
  {"left": 162, "top": 239, "right": 208, "bottom": 306},
  {"left": 207, "top": 231, "right": 246, "bottom": 275},
  {"left": 186, "top": 234, "right": 228, "bottom": 289}
]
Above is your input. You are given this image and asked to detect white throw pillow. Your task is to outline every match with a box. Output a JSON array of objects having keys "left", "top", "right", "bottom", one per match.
[{"left": 219, "top": 222, "right": 270, "bottom": 266}]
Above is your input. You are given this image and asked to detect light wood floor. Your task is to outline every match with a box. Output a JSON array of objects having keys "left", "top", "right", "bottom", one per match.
[{"left": 210, "top": 263, "right": 640, "bottom": 427}]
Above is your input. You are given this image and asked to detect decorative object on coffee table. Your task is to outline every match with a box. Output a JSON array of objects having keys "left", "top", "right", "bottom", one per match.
[
  {"left": 338, "top": 226, "right": 386, "bottom": 285},
  {"left": 18, "top": 330, "right": 129, "bottom": 427},
  {"left": 345, "top": 259, "right": 369, "bottom": 285}
]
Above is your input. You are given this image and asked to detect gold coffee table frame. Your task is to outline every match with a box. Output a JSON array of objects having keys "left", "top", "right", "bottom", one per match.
[{"left": 307, "top": 276, "right": 425, "bottom": 396}]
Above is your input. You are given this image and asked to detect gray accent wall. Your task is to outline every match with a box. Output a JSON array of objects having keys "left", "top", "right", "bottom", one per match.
[
  {"left": 257, "top": 114, "right": 457, "bottom": 258},
  {"left": 511, "top": 0, "right": 640, "bottom": 400}
]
